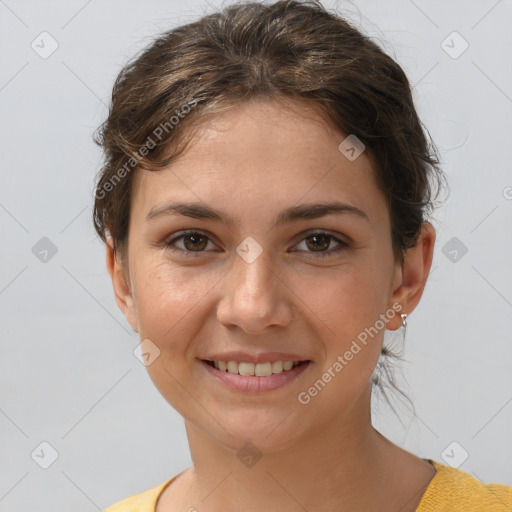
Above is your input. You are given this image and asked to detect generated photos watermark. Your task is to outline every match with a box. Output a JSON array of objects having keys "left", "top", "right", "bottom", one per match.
[
  {"left": 95, "top": 98, "right": 198, "bottom": 199},
  {"left": 297, "top": 301, "right": 403, "bottom": 405}
]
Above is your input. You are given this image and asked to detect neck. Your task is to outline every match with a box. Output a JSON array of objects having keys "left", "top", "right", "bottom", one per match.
[{"left": 177, "top": 384, "right": 403, "bottom": 512}]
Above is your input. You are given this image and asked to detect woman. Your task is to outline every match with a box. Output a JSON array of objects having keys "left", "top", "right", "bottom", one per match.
[{"left": 93, "top": 1, "right": 512, "bottom": 510}]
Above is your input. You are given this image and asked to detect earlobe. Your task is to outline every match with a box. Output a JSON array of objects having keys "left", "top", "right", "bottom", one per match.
[
  {"left": 105, "top": 238, "right": 139, "bottom": 332},
  {"left": 387, "top": 222, "right": 436, "bottom": 331}
]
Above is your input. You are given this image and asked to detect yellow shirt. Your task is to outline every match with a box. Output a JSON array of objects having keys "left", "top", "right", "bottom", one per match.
[{"left": 104, "top": 459, "right": 512, "bottom": 511}]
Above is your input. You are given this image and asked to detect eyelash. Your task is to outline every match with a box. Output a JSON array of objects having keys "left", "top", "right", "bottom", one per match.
[{"left": 163, "top": 229, "right": 350, "bottom": 259}]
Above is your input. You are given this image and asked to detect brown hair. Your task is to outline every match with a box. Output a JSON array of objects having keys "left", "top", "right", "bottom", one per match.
[{"left": 92, "top": 0, "right": 447, "bottom": 414}]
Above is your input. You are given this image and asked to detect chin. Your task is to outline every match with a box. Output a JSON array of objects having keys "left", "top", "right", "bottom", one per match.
[{"left": 207, "top": 410, "right": 307, "bottom": 455}]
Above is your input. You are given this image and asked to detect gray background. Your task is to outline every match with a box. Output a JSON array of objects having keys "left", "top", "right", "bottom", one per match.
[{"left": 1, "top": 0, "right": 511, "bottom": 510}]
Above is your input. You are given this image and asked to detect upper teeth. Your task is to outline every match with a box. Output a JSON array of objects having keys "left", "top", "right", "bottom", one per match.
[{"left": 212, "top": 360, "right": 300, "bottom": 376}]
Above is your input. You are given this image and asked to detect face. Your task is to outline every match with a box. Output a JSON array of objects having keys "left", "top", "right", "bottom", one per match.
[{"left": 108, "top": 98, "right": 432, "bottom": 454}]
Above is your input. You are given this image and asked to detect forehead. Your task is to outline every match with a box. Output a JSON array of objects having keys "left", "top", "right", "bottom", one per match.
[{"left": 130, "top": 98, "right": 386, "bottom": 226}]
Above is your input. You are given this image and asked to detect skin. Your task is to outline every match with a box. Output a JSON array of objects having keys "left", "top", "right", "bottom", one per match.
[{"left": 106, "top": 97, "right": 437, "bottom": 512}]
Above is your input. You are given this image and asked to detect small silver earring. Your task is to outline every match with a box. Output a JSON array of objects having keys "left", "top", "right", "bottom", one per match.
[
  {"left": 382, "top": 312, "right": 407, "bottom": 356},
  {"left": 394, "top": 313, "right": 407, "bottom": 354}
]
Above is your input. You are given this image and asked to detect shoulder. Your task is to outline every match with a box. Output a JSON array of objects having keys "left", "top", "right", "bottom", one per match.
[
  {"left": 416, "top": 460, "right": 512, "bottom": 512},
  {"left": 103, "top": 477, "right": 176, "bottom": 512}
]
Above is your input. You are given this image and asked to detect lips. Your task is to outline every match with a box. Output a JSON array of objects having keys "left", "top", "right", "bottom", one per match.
[
  {"left": 200, "top": 351, "right": 311, "bottom": 377},
  {"left": 200, "top": 358, "right": 311, "bottom": 392}
]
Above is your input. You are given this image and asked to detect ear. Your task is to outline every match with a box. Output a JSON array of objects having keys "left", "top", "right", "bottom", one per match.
[
  {"left": 387, "top": 222, "right": 436, "bottom": 330},
  {"left": 105, "top": 237, "right": 139, "bottom": 332}
]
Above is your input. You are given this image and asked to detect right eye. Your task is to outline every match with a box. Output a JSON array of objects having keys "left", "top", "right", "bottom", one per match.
[{"left": 164, "top": 230, "right": 217, "bottom": 256}]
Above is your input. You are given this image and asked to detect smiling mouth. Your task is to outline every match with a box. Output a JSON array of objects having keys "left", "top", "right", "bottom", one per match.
[{"left": 202, "top": 359, "right": 308, "bottom": 376}]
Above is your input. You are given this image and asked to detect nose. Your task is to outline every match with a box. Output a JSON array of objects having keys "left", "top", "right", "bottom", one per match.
[{"left": 216, "top": 249, "right": 293, "bottom": 334}]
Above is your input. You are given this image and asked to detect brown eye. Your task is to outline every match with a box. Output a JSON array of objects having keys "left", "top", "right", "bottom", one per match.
[
  {"left": 165, "top": 230, "right": 215, "bottom": 255},
  {"left": 295, "top": 231, "right": 349, "bottom": 258},
  {"left": 182, "top": 233, "right": 208, "bottom": 251},
  {"left": 164, "top": 229, "right": 349, "bottom": 259},
  {"left": 305, "top": 234, "right": 331, "bottom": 252}
]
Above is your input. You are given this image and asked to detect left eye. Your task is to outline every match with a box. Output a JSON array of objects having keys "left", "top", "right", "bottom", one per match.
[
  {"left": 164, "top": 230, "right": 349, "bottom": 258},
  {"left": 294, "top": 232, "right": 349, "bottom": 258}
]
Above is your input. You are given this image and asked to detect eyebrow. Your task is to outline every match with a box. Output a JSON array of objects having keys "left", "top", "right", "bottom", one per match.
[{"left": 146, "top": 200, "right": 370, "bottom": 227}]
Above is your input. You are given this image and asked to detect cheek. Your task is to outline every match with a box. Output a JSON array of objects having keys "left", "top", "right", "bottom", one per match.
[
  {"left": 303, "top": 265, "right": 389, "bottom": 344},
  {"left": 131, "top": 263, "right": 211, "bottom": 409},
  {"left": 300, "top": 267, "right": 390, "bottom": 401},
  {"left": 132, "top": 261, "right": 209, "bottom": 352},
  {"left": 299, "top": 271, "right": 385, "bottom": 405}
]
